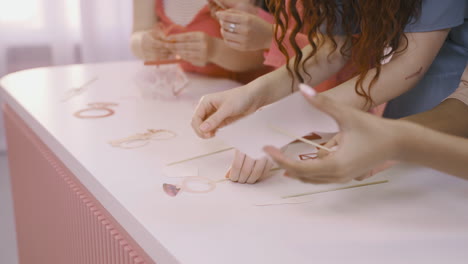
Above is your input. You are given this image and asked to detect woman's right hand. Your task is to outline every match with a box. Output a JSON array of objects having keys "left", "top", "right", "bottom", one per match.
[{"left": 191, "top": 84, "right": 267, "bottom": 139}]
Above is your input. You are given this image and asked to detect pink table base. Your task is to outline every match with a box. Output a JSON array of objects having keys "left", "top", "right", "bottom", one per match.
[{"left": 3, "top": 104, "right": 155, "bottom": 264}]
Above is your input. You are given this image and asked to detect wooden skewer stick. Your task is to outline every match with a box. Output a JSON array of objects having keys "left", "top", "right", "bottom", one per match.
[
  {"left": 281, "top": 180, "right": 389, "bottom": 199},
  {"left": 269, "top": 125, "right": 333, "bottom": 152},
  {"left": 166, "top": 147, "right": 234, "bottom": 166},
  {"left": 62, "top": 76, "right": 98, "bottom": 102},
  {"left": 144, "top": 59, "right": 182, "bottom": 66}
]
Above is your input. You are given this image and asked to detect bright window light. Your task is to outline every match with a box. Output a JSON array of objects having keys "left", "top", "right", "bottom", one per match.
[
  {"left": 0, "top": 0, "right": 80, "bottom": 31},
  {"left": 0, "top": 0, "right": 43, "bottom": 28}
]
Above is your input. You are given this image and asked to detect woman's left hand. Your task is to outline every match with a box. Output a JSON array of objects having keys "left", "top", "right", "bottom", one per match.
[
  {"left": 225, "top": 150, "right": 274, "bottom": 184},
  {"left": 264, "top": 85, "right": 405, "bottom": 184},
  {"left": 165, "top": 32, "right": 214, "bottom": 67}
]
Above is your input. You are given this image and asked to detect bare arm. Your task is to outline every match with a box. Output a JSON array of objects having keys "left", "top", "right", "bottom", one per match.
[
  {"left": 130, "top": 0, "right": 157, "bottom": 59},
  {"left": 264, "top": 88, "right": 468, "bottom": 183},
  {"left": 403, "top": 66, "right": 468, "bottom": 138},
  {"left": 398, "top": 120, "right": 468, "bottom": 179},
  {"left": 209, "top": 37, "right": 268, "bottom": 72},
  {"left": 241, "top": 35, "right": 349, "bottom": 106},
  {"left": 322, "top": 29, "right": 450, "bottom": 110}
]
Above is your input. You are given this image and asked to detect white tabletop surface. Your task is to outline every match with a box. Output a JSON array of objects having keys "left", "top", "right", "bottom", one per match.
[{"left": 1, "top": 61, "right": 468, "bottom": 264}]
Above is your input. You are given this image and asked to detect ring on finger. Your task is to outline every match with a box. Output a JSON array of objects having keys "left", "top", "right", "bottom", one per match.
[{"left": 227, "top": 23, "right": 237, "bottom": 33}]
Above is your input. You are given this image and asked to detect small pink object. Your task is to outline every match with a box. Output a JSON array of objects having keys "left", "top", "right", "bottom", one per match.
[{"left": 163, "top": 184, "right": 181, "bottom": 197}]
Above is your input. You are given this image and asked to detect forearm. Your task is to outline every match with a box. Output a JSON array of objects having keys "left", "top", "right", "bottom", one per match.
[
  {"left": 131, "top": 0, "right": 157, "bottom": 60},
  {"left": 249, "top": 38, "right": 348, "bottom": 106},
  {"left": 397, "top": 121, "right": 468, "bottom": 179},
  {"left": 321, "top": 30, "right": 449, "bottom": 110},
  {"left": 210, "top": 38, "right": 267, "bottom": 72},
  {"left": 403, "top": 99, "right": 468, "bottom": 138}
]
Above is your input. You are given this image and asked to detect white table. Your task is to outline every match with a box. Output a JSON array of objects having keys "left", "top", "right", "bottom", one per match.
[{"left": 1, "top": 61, "right": 467, "bottom": 264}]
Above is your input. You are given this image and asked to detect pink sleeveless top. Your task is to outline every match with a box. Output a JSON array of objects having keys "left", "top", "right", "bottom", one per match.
[{"left": 155, "top": 0, "right": 274, "bottom": 84}]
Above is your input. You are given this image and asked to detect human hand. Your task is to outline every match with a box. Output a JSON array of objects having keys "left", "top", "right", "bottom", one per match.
[
  {"left": 317, "top": 130, "right": 397, "bottom": 180},
  {"left": 217, "top": 9, "right": 273, "bottom": 51},
  {"left": 225, "top": 150, "right": 274, "bottom": 184},
  {"left": 165, "top": 32, "right": 214, "bottom": 67},
  {"left": 264, "top": 84, "right": 405, "bottom": 184},
  {"left": 135, "top": 30, "right": 174, "bottom": 61},
  {"left": 191, "top": 84, "right": 268, "bottom": 138}
]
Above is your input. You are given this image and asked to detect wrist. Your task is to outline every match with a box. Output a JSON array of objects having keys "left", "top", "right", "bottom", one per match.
[{"left": 389, "top": 120, "right": 423, "bottom": 163}]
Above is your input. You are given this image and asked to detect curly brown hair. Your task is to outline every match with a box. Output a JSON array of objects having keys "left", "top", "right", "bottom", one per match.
[{"left": 268, "top": 0, "right": 422, "bottom": 107}]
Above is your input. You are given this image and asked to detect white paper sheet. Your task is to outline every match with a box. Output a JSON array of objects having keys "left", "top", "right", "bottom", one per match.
[{"left": 217, "top": 92, "right": 339, "bottom": 159}]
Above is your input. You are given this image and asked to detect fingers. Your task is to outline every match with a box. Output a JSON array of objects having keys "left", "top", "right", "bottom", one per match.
[
  {"left": 232, "top": 2, "right": 257, "bottom": 14},
  {"left": 229, "top": 150, "right": 246, "bottom": 182},
  {"left": 264, "top": 145, "right": 349, "bottom": 184},
  {"left": 237, "top": 156, "right": 256, "bottom": 184},
  {"left": 355, "top": 172, "right": 373, "bottom": 181},
  {"left": 246, "top": 158, "right": 270, "bottom": 184},
  {"left": 140, "top": 33, "right": 176, "bottom": 61},
  {"left": 176, "top": 52, "right": 206, "bottom": 66},
  {"left": 299, "top": 84, "right": 350, "bottom": 129},
  {"left": 259, "top": 161, "right": 274, "bottom": 181},
  {"left": 167, "top": 41, "right": 204, "bottom": 52},
  {"left": 263, "top": 146, "right": 309, "bottom": 175},
  {"left": 228, "top": 152, "right": 270, "bottom": 184},
  {"left": 191, "top": 97, "right": 217, "bottom": 138},
  {"left": 166, "top": 32, "right": 203, "bottom": 43},
  {"left": 216, "top": 10, "right": 247, "bottom": 25},
  {"left": 198, "top": 104, "right": 232, "bottom": 136},
  {"left": 317, "top": 134, "right": 340, "bottom": 159}
]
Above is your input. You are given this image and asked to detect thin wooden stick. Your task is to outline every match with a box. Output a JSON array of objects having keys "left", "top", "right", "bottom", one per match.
[
  {"left": 269, "top": 125, "right": 333, "bottom": 152},
  {"left": 62, "top": 76, "right": 98, "bottom": 102},
  {"left": 166, "top": 147, "right": 234, "bottom": 166},
  {"left": 144, "top": 59, "right": 182, "bottom": 66},
  {"left": 281, "top": 180, "right": 389, "bottom": 199}
]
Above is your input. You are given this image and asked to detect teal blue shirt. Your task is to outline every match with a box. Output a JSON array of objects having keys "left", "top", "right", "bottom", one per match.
[{"left": 384, "top": 0, "right": 468, "bottom": 118}]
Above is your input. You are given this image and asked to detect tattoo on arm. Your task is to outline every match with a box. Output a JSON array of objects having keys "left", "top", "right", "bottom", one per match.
[{"left": 405, "top": 67, "right": 423, "bottom": 80}]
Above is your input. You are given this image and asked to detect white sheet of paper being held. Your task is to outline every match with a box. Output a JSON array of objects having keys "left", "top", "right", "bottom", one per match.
[{"left": 216, "top": 88, "right": 339, "bottom": 159}]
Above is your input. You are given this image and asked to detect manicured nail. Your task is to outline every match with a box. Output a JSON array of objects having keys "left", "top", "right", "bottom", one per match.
[
  {"left": 331, "top": 146, "right": 339, "bottom": 152},
  {"left": 299, "top": 83, "right": 316, "bottom": 97},
  {"left": 200, "top": 122, "right": 211, "bottom": 132}
]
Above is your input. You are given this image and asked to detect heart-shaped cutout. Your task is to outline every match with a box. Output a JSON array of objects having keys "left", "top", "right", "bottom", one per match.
[{"left": 163, "top": 183, "right": 180, "bottom": 197}]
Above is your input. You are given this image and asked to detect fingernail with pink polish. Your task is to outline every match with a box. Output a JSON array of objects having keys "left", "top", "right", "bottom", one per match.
[{"left": 299, "top": 83, "right": 316, "bottom": 97}]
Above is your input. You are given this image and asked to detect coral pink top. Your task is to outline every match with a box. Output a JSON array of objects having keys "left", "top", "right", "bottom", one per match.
[{"left": 155, "top": 0, "right": 274, "bottom": 84}]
